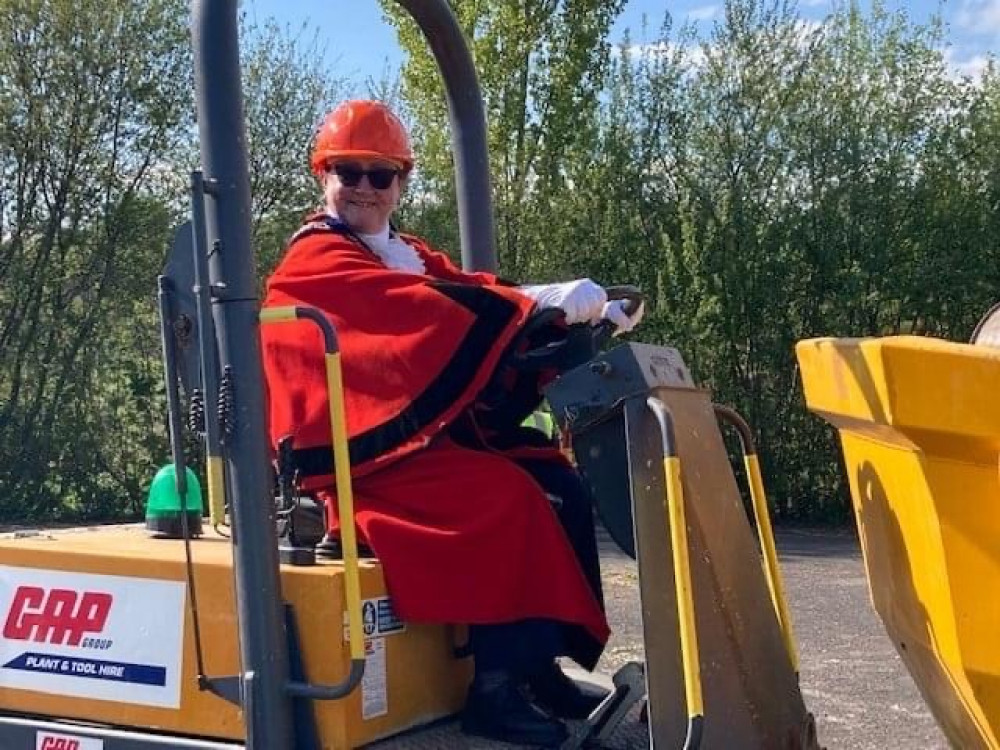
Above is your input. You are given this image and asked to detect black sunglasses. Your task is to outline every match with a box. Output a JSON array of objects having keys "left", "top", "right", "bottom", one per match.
[{"left": 331, "top": 163, "right": 400, "bottom": 190}]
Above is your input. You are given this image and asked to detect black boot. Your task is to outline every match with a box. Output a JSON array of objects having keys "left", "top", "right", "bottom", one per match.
[
  {"left": 462, "top": 673, "right": 569, "bottom": 747},
  {"left": 527, "top": 661, "right": 611, "bottom": 720}
]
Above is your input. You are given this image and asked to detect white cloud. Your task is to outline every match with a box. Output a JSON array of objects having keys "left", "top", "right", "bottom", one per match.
[
  {"left": 618, "top": 41, "right": 708, "bottom": 68},
  {"left": 612, "top": 40, "right": 666, "bottom": 59},
  {"left": 687, "top": 5, "right": 719, "bottom": 21},
  {"left": 617, "top": 20, "right": 819, "bottom": 66},
  {"left": 942, "top": 48, "right": 992, "bottom": 81},
  {"left": 800, "top": 0, "right": 828, "bottom": 6},
  {"left": 955, "top": 0, "right": 1000, "bottom": 35},
  {"left": 682, "top": 45, "right": 708, "bottom": 68}
]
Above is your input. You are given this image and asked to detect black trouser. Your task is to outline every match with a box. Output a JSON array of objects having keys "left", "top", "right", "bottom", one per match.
[{"left": 469, "top": 456, "right": 605, "bottom": 676}]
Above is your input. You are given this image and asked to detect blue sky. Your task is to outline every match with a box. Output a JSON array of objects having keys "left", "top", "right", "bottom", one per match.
[{"left": 245, "top": 0, "right": 998, "bottom": 84}]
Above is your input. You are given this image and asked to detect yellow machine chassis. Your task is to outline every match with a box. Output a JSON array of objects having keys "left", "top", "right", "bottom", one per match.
[
  {"left": 798, "top": 335, "right": 1000, "bottom": 749},
  {"left": 0, "top": 527, "right": 470, "bottom": 747}
]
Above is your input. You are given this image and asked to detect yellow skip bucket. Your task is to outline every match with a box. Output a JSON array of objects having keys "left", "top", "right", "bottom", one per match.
[{"left": 797, "top": 335, "right": 1000, "bottom": 750}]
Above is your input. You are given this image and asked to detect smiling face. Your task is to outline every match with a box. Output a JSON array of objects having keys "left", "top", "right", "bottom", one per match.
[{"left": 322, "top": 157, "right": 404, "bottom": 234}]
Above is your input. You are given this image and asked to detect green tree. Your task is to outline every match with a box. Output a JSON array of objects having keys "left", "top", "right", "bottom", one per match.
[
  {"left": 0, "top": 2, "right": 349, "bottom": 521},
  {"left": 381, "top": 0, "right": 626, "bottom": 280},
  {"left": 776, "top": 1, "right": 991, "bottom": 517},
  {"left": 240, "top": 17, "right": 348, "bottom": 274},
  {"left": 0, "top": 0, "right": 192, "bottom": 519},
  {"left": 382, "top": 0, "right": 998, "bottom": 522}
]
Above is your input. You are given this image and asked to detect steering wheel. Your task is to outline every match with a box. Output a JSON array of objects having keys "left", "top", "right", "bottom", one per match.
[{"left": 509, "top": 285, "right": 645, "bottom": 374}]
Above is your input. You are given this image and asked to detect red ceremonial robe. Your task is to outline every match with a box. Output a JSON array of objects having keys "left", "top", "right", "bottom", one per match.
[{"left": 261, "top": 215, "right": 610, "bottom": 652}]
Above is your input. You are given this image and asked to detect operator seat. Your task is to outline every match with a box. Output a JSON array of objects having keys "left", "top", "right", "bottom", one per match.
[{"left": 274, "top": 433, "right": 376, "bottom": 563}]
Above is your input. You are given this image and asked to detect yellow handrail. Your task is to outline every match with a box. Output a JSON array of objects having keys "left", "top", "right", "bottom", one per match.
[
  {"left": 647, "top": 396, "right": 704, "bottom": 750},
  {"left": 714, "top": 404, "right": 799, "bottom": 674},
  {"left": 259, "top": 306, "right": 365, "bottom": 666}
]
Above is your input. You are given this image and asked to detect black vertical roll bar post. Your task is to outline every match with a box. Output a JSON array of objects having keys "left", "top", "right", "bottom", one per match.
[
  {"left": 190, "top": 1, "right": 496, "bottom": 747},
  {"left": 191, "top": 3, "right": 294, "bottom": 747},
  {"left": 393, "top": 0, "right": 497, "bottom": 272}
]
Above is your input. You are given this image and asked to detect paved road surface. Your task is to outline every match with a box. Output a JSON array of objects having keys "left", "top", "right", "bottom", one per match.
[
  {"left": 372, "top": 527, "right": 947, "bottom": 749},
  {"left": 777, "top": 529, "right": 946, "bottom": 750},
  {"left": 591, "top": 526, "right": 946, "bottom": 750}
]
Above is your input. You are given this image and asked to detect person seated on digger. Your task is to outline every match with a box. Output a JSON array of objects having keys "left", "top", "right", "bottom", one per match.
[{"left": 261, "top": 100, "right": 644, "bottom": 747}]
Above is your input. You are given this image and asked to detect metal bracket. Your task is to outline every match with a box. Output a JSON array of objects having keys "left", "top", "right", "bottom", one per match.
[
  {"left": 560, "top": 662, "right": 647, "bottom": 749},
  {"left": 202, "top": 674, "right": 242, "bottom": 706}
]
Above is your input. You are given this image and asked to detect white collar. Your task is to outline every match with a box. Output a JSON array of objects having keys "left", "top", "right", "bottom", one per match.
[
  {"left": 326, "top": 212, "right": 425, "bottom": 274},
  {"left": 356, "top": 224, "right": 392, "bottom": 255}
]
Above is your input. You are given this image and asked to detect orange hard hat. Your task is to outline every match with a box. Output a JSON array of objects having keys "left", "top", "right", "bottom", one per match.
[{"left": 310, "top": 100, "right": 414, "bottom": 176}]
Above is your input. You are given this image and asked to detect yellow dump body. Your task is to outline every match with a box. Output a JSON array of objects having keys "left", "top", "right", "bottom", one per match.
[
  {"left": 0, "top": 526, "right": 469, "bottom": 747},
  {"left": 796, "top": 335, "right": 1000, "bottom": 749}
]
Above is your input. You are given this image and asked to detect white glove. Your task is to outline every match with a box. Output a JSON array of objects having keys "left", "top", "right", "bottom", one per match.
[
  {"left": 518, "top": 278, "right": 608, "bottom": 324},
  {"left": 602, "top": 299, "right": 645, "bottom": 335}
]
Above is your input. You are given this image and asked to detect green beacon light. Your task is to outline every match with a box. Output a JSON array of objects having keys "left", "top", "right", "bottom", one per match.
[{"left": 146, "top": 464, "right": 204, "bottom": 538}]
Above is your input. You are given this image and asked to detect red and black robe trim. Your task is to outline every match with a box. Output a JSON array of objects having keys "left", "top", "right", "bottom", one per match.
[
  {"left": 261, "top": 214, "right": 537, "bottom": 482},
  {"left": 290, "top": 280, "right": 523, "bottom": 478}
]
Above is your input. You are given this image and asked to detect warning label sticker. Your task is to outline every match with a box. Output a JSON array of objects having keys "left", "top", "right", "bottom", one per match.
[
  {"left": 345, "top": 596, "right": 405, "bottom": 641},
  {"left": 362, "top": 637, "right": 387, "bottom": 720}
]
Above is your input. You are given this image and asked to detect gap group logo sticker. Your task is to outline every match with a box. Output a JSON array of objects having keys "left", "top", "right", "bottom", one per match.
[
  {"left": 0, "top": 566, "right": 185, "bottom": 708},
  {"left": 36, "top": 730, "right": 104, "bottom": 749}
]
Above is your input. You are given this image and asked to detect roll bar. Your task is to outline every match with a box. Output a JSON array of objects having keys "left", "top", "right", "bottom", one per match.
[
  {"left": 394, "top": 0, "right": 497, "bottom": 273},
  {"left": 190, "top": 2, "right": 495, "bottom": 747}
]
